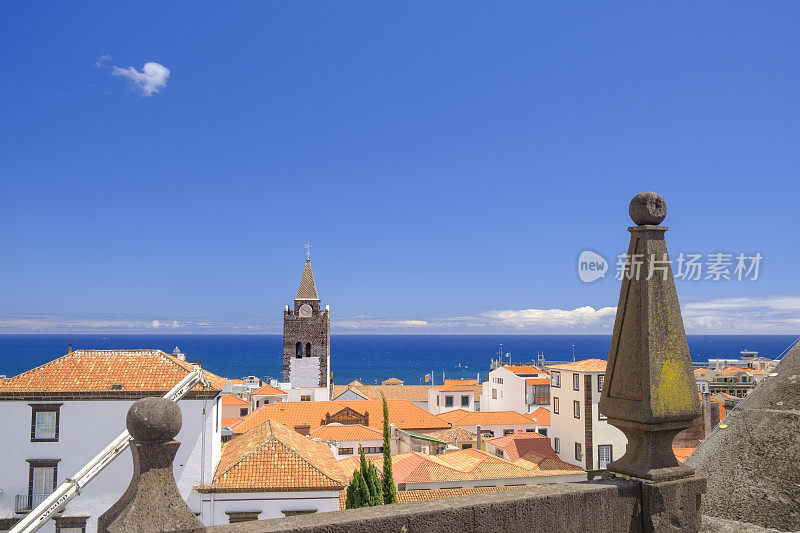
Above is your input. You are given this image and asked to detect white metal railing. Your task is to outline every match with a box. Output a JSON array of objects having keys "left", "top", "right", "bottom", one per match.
[{"left": 9, "top": 367, "right": 209, "bottom": 533}]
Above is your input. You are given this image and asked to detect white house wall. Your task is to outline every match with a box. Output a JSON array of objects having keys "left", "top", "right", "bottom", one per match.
[
  {"left": 198, "top": 490, "right": 341, "bottom": 525},
  {"left": 0, "top": 397, "right": 218, "bottom": 533}
]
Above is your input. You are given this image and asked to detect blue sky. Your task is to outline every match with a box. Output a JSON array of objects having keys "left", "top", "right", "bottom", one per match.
[{"left": 1, "top": 2, "right": 799, "bottom": 334}]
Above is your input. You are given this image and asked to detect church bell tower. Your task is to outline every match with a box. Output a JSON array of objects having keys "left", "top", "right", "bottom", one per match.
[{"left": 283, "top": 246, "right": 330, "bottom": 391}]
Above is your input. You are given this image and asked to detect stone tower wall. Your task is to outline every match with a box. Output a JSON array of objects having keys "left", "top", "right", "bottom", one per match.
[{"left": 283, "top": 306, "right": 330, "bottom": 388}]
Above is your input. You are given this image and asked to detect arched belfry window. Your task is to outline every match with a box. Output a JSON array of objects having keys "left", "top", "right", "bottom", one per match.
[
  {"left": 296, "top": 342, "right": 302, "bottom": 358},
  {"left": 305, "top": 342, "right": 312, "bottom": 356}
]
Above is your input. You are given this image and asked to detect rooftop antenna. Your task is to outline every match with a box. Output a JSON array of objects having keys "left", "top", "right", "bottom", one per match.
[
  {"left": 67, "top": 339, "right": 73, "bottom": 354},
  {"left": 304, "top": 242, "right": 312, "bottom": 260},
  {"left": 572, "top": 344, "right": 575, "bottom": 362}
]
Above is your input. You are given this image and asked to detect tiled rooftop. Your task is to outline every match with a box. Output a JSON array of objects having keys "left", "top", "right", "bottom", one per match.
[
  {"left": 0, "top": 349, "right": 223, "bottom": 398},
  {"left": 486, "top": 432, "right": 561, "bottom": 463},
  {"left": 502, "top": 365, "right": 545, "bottom": 375},
  {"left": 548, "top": 359, "right": 607, "bottom": 372},
  {"left": 443, "top": 379, "right": 478, "bottom": 386},
  {"left": 341, "top": 448, "right": 582, "bottom": 484},
  {"left": 197, "top": 420, "right": 345, "bottom": 492},
  {"left": 437, "top": 409, "right": 535, "bottom": 427},
  {"left": 524, "top": 406, "right": 551, "bottom": 426},
  {"left": 309, "top": 423, "right": 386, "bottom": 442},
  {"left": 252, "top": 384, "right": 287, "bottom": 396},
  {"left": 220, "top": 393, "right": 249, "bottom": 406},
  {"left": 422, "top": 426, "right": 477, "bottom": 443},
  {"left": 232, "top": 400, "right": 450, "bottom": 435},
  {"left": 525, "top": 378, "right": 550, "bottom": 386}
]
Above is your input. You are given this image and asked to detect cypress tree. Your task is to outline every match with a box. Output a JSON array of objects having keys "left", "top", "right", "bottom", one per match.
[
  {"left": 381, "top": 393, "right": 398, "bottom": 504},
  {"left": 346, "top": 447, "right": 384, "bottom": 508}
]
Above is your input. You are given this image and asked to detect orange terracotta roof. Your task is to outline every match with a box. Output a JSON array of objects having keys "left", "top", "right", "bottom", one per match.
[
  {"left": 502, "top": 365, "right": 543, "bottom": 375},
  {"left": 525, "top": 378, "right": 550, "bottom": 386},
  {"left": 309, "top": 423, "right": 385, "bottom": 442},
  {"left": 0, "top": 349, "right": 221, "bottom": 397},
  {"left": 233, "top": 400, "right": 450, "bottom": 435},
  {"left": 220, "top": 393, "right": 250, "bottom": 406},
  {"left": 345, "top": 449, "right": 582, "bottom": 484},
  {"left": 444, "top": 379, "right": 478, "bottom": 386},
  {"left": 694, "top": 368, "right": 708, "bottom": 374},
  {"left": 228, "top": 378, "right": 246, "bottom": 385},
  {"left": 338, "top": 485, "right": 529, "bottom": 509},
  {"left": 196, "top": 420, "right": 345, "bottom": 492},
  {"left": 548, "top": 359, "right": 607, "bottom": 372},
  {"left": 423, "top": 427, "right": 477, "bottom": 443},
  {"left": 524, "top": 407, "right": 551, "bottom": 426},
  {"left": 673, "top": 447, "right": 696, "bottom": 464},
  {"left": 381, "top": 378, "right": 404, "bottom": 385},
  {"left": 720, "top": 366, "right": 750, "bottom": 374},
  {"left": 332, "top": 384, "right": 430, "bottom": 402},
  {"left": 437, "top": 409, "right": 535, "bottom": 427},
  {"left": 432, "top": 384, "right": 472, "bottom": 392},
  {"left": 221, "top": 417, "right": 244, "bottom": 428},
  {"left": 252, "top": 384, "right": 287, "bottom": 396},
  {"left": 486, "top": 432, "right": 560, "bottom": 462}
]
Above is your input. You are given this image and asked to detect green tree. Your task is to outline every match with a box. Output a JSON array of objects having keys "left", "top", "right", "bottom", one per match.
[
  {"left": 381, "top": 393, "right": 398, "bottom": 504},
  {"left": 345, "top": 447, "right": 383, "bottom": 508}
]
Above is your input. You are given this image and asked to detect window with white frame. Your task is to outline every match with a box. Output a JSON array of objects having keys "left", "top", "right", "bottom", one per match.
[
  {"left": 597, "top": 374, "right": 605, "bottom": 392},
  {"left": 575, "top": 442, "right": 583, "bottom": 461},
  {"left": 573, "top": 373, "right": 580, "bottom": 391},
  {"left": 31, "top": 404, "right": 61, "bottom": 442},
  {"left": 554, "top": 437, "right": 560, "bottom": 453},
  {"left": 553, "top": 397, "right": 559, "bottom": 414},
  {"left": 551, "top": 371, "right": 561, "bottom": 388},
  {"left": 573, "top": 400, "right": 581, "bottom": 419}
]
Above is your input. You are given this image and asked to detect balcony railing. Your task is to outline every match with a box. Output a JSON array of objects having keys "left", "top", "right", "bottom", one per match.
[{"left": 15, "top": 494, "right": 49, "bottom": 513}]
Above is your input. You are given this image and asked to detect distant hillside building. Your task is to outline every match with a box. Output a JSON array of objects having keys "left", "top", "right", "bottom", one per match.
[{"left": 283, "top": 257, "right": 330, "bottom": 393}]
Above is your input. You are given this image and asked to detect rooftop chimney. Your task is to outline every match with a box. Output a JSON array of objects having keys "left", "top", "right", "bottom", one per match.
[{"left": 294, "top": 424, "right": 311, "bottom": 436}]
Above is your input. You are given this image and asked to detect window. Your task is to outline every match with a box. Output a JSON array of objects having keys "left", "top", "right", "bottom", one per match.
[
  {"left": 573, "top": 373, "right": 580, "bottom": 391},
  {"left": 573, "top": 400, "right": 581, "bottom": 419},
  {"left": 338, "top": 448, "right": 354, "bottom": 455},
  {"left": 362, "top": 446, "right": 384, "bottom": 454},
  {"left": 503, "top": 429, "right": 514, "bottom": 436},
  {"left": 480, "top": 430, "right": 494, "bottom": 438},
  {"left": 553, "top": 397, "right": 559, "bottom": 414},
  {"left": 597, "top": 374, "right": 605, "bottom": 392},
  {"left": 436, "top": 396, "right": 440, "bottom": 406},
  {"left": 445, "top": 396, "right": 453, "bottom": 407},
  {"left": 554, "top": 437, "right": 560, "bottom": 453},
  {"left": 226, "top": 511, "right": 261, "bottom": 523},
  {"left": 461, "top": 395, "right": 470, "bottom": 407},
  {"left": 300, "top": 395, "right": 311, "bottom": 402},
  {"left": 575, "top": 442, "right": 583, "bottom": 461},
  {"left": 55, "top": 516, "right": 88, "bottom": 533},
  {"left": 27, "top": 460, "right": 58, "bottom": 510},
  {"left": 295, "top": 342, "right": 302, "bottom": 358},
  {"left": 461, "top": 443, "right": 472, "bottom": 449},
  {"left": 598, "top": 407, "right": 607, "bottom": 421},
  {"left": 239, "top": 408, "right": 248, "bottom": 417},
  {"left": 305, "top": 342, "right": 312, "bottom": 356},
  {"left": 492, "top": 388, "right": 497, "bottom": 399},
  {"left": 598, "top": 445, "right": 613, "bottom": 469},
  {"left": 31, "top": 404, "right": 61, "bottom": 442},
  {"left": 551, "top": 371, "right": 561, "bottom": 388},
  {"left": 538, "top": 428, "right": 548, "bottom": 436}
]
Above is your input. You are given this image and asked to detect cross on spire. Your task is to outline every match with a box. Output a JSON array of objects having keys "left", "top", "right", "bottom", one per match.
[{"left": 304, "top": 242, "right": 312, "bottom": 260}]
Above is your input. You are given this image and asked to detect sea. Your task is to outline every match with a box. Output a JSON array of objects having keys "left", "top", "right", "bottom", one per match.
[{"left": 0, "top": 334, "right": 797, "bottom": 385}]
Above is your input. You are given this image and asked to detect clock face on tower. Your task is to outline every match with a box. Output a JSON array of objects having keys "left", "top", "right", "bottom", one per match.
[{"left": 298, "top": 303, "right": 312, "bottom": 318}]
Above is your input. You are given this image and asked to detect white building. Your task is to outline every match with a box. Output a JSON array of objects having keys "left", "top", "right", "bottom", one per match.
[
  {"left": 480, "top": 365, "right": 550, "bottom": 413},
  {"left": 436, "top": 410, "right": 538, "bottom": 442},
  {"left": 251, "top": 384, "right": 289, "bottom": 408},
  {"left": 546, "top": 359, "right": 626, "bottom": 471},
  {"left": 308, "top": 423, "right": 396, "bottom": 459},
  {"left": 427, "top": 384, "right": 475, "bottom": 415},
  {"left": 196, "top": 420, "right": 345, "bottom": 524},
  {"left": 0, "top": 349, "right": 224, "bottom": 533}
]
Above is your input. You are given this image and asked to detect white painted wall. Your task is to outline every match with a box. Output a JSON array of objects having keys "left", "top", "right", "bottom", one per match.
[
  {"left": 0, "top": 396, "right": 219, "bottom": 533},
  {"left": 289, "top": 357, "right": 324, "bottom": 389},
  {"left": 451, "top": 423, "right": 535, "bottom": 440},
  {"left": 286, "top": 387, "right": 328, "bottom": 402},
  {"left": 480, "top": 367, "right": 529, "bottom": 413},
  {"left": 326, "top": 438, "right": 396, "bottom": 460},
  {"left": 253, "top": 394, "right": 287, "bottom": 409},
  {"left": 427, "top": 389, "right": 474, "bottom": 415},
  {"left": 198, "top": 490, "right": 341, "bottom": 525},
  {"left": 547, "top": 370, "right": 626, "bottom": 470}
]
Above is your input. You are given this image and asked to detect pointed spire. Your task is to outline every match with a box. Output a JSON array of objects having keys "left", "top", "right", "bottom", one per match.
[
  {"left": 599, "top": 192, "right": 701, "bottom": 481},
  {"left": 296, "top": 259, "right": 319, "bottom": 300}
]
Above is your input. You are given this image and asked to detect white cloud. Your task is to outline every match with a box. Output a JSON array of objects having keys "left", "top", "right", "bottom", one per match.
[
  {"left": 111, "top": 61, "right": 170, "bottom": 96},
  {"left": 151, "top": 320, "right": 161, "bottom": 329},
  {"left": 94, "top": 54, "right": 112, "bottom": 67},
  {"left": 481, "top": 306, "right": 618, "bottom": 330}
]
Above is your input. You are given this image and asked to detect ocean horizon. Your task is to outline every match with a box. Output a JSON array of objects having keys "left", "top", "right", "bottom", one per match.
[{"left": 1, "top": 334, "right": 797, "bottom": 386}]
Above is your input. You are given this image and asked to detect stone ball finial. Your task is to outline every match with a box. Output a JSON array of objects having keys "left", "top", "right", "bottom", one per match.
[
  {"left": 629, "top": 192, "right": 667, "bottom": 225},
  {"left": 126, "top": 397, "right": 182, "bottom": 442}
]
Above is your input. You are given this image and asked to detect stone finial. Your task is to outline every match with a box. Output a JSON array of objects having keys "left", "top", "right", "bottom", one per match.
[
  {"left": 126, "top": 397, "right": 181, "bottom": 442},
  {"left": 98, "top": 398, "right": 202, "bottom": 533},
  {"left": 599, "top": 192, "right": 701, "bottom": 481},
  {"left": 629, "top": 191, "right": 667, "bottom": 225}
]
